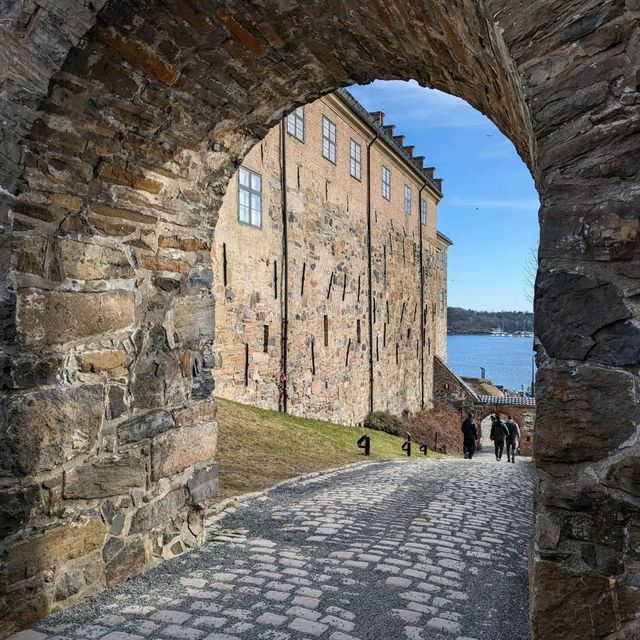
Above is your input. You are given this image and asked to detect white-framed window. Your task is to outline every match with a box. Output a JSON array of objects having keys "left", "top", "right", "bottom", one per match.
[
  {"left": 404, "top": 185, "right": 412, "bottom": 214},
  {"left": 349, "top": 139, "right": 361, "bottom": 180},
  {"left": 322, "top": 116, "right": 336, "bottom": 163},
  {"left": 440, "top": 288, "right": 445, "bottom": 318},
  {"left": 238, "top": 166, "right": 262, "bottom": 228},
  {"left": 420, "top": 198, "right": 427, "bottom": 225},
  {"left": 381, "top": 165, "right": 391, "bottom": 200},
  {"left": 287, "top": 106, "right": 304, "bottom": 142}
]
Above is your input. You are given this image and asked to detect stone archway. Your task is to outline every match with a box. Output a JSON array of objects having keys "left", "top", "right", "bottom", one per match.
[{"left": 0, "top": 2, "right": 638, "bottom": 639}]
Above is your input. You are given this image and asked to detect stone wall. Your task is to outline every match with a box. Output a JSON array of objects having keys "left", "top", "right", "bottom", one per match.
[
  {"left": 433, "top": 357, "right": 535, "bottom": 456},
  {"left": 212, "top": 92, "right": 447, "bottom": 424},
  {"left": 0, "top": 1, "right": 638, "bottom": 638}
]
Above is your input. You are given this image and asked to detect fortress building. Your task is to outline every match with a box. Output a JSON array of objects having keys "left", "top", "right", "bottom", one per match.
[{"left": 212, "top": 89, "right": 450, "bottom": 424}]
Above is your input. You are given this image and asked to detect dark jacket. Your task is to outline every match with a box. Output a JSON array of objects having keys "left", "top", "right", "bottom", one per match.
[
  {"left": 505, "top": 420, "right": 521, "bottom": 441},
  {"left": 490, "top": 419, "right": 509, "bottom": 442},
  {"left": 461, "top": 418, "right": 477, "bottom": 441}
]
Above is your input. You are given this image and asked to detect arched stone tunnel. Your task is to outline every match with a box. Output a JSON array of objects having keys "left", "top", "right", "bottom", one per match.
[{"left": 0, "top": 2, "right": 638, "bottom": 638}]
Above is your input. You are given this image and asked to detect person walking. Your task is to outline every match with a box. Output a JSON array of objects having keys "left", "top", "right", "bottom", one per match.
[
  {"left": 461, "top": 413, "right": 478, "bottom": 460},
  {"left": 505, "top": 415, "right": 521, "bottom": 463},
  {"left": 490, "top": 414, "right": 509, "bottom": 461}
]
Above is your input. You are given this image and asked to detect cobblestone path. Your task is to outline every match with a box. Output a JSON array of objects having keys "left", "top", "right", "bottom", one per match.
[{"left": 13, "top": 454, "right": 534, "bottom": 640}]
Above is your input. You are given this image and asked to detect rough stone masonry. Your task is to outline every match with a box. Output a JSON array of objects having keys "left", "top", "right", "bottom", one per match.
[{"left": 0, "top": 2, "right": 638, "bottom": 639}]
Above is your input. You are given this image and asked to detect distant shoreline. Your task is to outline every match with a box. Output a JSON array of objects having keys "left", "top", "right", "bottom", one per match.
[{"left": 448, "top": 332, "right": 533, "bottom": 337}]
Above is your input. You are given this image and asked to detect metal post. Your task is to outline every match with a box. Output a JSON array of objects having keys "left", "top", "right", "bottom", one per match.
[{"left": 357, "top": 434, "right": 371, "bottom": 456}]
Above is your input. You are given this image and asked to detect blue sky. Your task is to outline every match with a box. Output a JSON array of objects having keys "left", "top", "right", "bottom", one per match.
[{"left": 348, "top": 80, "right": 539, "bottom": 312}]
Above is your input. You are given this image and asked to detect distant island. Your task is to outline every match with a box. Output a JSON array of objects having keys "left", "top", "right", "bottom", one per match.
[{"left": 448, "top": 307, "right": 533, "bottom": 335}]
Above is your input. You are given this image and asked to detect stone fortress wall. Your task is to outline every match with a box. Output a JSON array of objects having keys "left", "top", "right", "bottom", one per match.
[
  {"left": 212, "top": 91, "right": 450, "bottom": 425},
  {"left": 2, "top": 2, "right": 637, "bottom": 638}
]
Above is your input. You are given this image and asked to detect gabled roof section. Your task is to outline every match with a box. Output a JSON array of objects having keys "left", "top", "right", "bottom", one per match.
[
  {"left": 434, "top": 355, "right": 479, "bottom": 402},
  {"left": 335, "top": 88, "right": 443, "bottom": 199}
]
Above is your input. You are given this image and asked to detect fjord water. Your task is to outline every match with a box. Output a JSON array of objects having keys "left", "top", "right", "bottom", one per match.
[{"left": 447, "top": 334, "right": 536, "bottom": 393}]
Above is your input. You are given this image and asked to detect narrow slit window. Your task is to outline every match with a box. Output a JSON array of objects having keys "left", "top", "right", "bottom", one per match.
[
  {"left": 301, "top": 262, "right": 306, "bottom": 296},
  {"left": 383, "top": 245, "right": 387, "bottom": 281},
  {"left": 323, "top": 315, "right": 329, "bottom": 347},
  {"left": 244, "top": 344, "right": 249, "bottom": 386},
  {"left": 357, "top": 275, "right": 361, "bottom": 303},
  {"left": 311, "top": 337, "right": 316, "bottom": 375},
  {"left": 396, "top": 343, "right": 399, "bottom": 365},
  {"left": 222, "top": 242, "right": 228, "bottom": 286},
  {"left": 274, "top": 261, "right": 278, "bottom": 299},
  {"left": 383, "top": 322, "right": 387, "bottom": 347},
  {"left": 376, "top": 336, "right": 379, "bottom": 362},
  {"left": 373, "top": 297, "right": 376, "bottom": 324},
  {"left": 287, "top": 106, "right": 304, "bottom": 142},
  {"left": 263, "top": 325, "right": 269, "bottom": 353},
  {"left": 342, "top": 273, "right": 347, "bottom": 301},
  {"left": 327, "top": 272, "right": 333, "bottom": 299},
  {"left": 238, "top": 166, "right": 262, "bottom": 228},
  {"left": 322, "top": 115, "right": 337, "bottom": 163},
  {"left": 357, "top": 319, "right": 361, "bottom": 344},
  {"left": 345, "top": 338, "right": 351, "bottom": 367}
]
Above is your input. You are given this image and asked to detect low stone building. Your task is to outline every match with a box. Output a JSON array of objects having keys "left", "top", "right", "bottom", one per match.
[{"left": 213, "top": 90, "right": 449, "bottom": 424}]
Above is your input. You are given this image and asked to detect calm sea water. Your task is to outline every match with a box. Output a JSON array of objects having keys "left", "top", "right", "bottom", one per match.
[{"left": 447, "top": 334, "right": 536, "bottom": 393}]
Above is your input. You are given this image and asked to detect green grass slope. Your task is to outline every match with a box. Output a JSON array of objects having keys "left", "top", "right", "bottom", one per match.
[{"left": 215, "top": 398, "right": 443, "bottom": 501}]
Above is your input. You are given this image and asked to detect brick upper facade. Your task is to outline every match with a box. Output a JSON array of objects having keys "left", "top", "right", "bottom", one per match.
[{"left": 212, "top": 90, "right": 450, "bottom": 424}]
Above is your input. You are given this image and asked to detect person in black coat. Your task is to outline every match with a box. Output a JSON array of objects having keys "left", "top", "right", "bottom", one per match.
[
  {"left": 461, "top": 413, "right": 478, "bottom": 460},
  {"left": 490, "top": 414, "right": 509, "bottom": 461}
]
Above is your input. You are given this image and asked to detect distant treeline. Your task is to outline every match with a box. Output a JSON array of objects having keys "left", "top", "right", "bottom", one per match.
[{"left": 448, "top": 307, "right": 533, "bottom": 334}]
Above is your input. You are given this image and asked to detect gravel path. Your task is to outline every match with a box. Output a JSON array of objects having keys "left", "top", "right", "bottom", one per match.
[{"left": 13, "top": 452, "right": 534, "bottom": 640}]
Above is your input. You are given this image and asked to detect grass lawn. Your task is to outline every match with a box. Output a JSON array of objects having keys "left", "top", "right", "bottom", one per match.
[{"left": 214, "top": 397, "right": 445, "bottom": 501}]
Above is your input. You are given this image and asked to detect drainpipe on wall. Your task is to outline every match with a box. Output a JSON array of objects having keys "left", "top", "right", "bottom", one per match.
[
  {"left": 280, "top": 120, "right": 289, "bottom": 413},
  {"left": 366, "top": 132, "right": 379, "bottom": 415},
  {"left": 418, "top": 182, "right": 427, "bottom": 409}
]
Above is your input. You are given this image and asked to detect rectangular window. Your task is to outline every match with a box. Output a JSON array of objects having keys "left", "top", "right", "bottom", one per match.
[
  {"left": 323, "top": 315, "right": 329, "bottom": 347},
  {"left": 404, "top": 185, "right": 412, "bottom": 214},
  {"left": 381, "top": 165, "right": 391, "bottom": 200},
  {"left": 440, "top": 288, "right": 445, "bottom": 318},
  {"left": 263, "top": 325, "right": 269, "bottom": 353},
  {"left": 287, "top": 106, "right": 304, "bottom": 142},
  {"left": 322, "top": 116, "right": 336, "bottom": 163},
  {"left": 349, "top": 139, "right": 361, "bottom": 180},
  {"left": 436, "top": 249, "right": 442, "bottom": 269},
  {"left": 238, "top": 166, "right": 262, "bottom": 228},
  {"left": 420, "top": 199, "right": 427, "bottom": 225}
]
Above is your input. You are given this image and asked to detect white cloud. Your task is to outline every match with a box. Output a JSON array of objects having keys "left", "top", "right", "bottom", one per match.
[{"left": 349, "top": 80, "right": 493, "bottom": 130}]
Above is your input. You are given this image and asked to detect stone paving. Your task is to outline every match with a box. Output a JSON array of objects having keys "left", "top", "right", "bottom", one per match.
[{"left": 11, "top": 453, "right": 534, "bottom": 640}]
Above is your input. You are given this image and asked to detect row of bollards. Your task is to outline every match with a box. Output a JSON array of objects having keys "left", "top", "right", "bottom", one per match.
[{"left": 357, "top": 434, "right": 428, "bottom": 457}]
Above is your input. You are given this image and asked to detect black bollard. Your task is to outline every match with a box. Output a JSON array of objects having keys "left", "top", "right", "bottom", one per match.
[
  {"left": 419, "top": 443, "right": 428, "bottom": 456},
  {"left": 402, "top": 440, "right": 412, "bottom": 457},
  {"left": 357, "top": 434, "right": 371, "bottom": 456}
]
